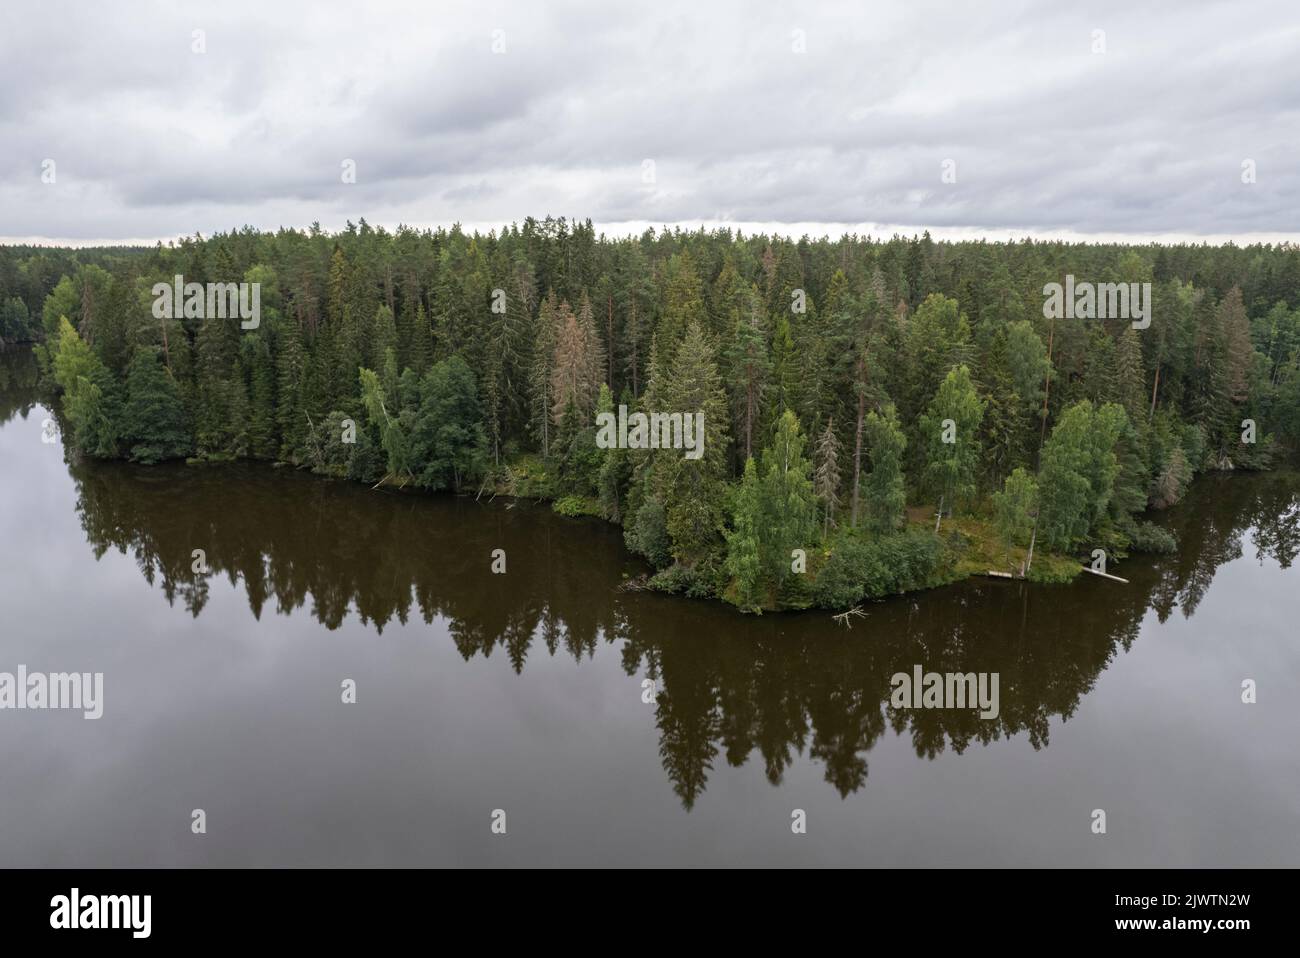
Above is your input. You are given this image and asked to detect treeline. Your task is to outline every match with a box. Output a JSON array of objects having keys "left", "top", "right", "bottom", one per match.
[{"left": 16, "top": 219, "right": 1300, "bottom": 610}]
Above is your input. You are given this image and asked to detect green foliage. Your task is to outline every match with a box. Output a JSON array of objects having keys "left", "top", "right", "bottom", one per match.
[
  {"left": 554, "top": 383, "right": 610, "bottom": 498},
  {"left": 1129, "top": 521, "right": 1178, "bottom": 554},
  {"left": 1005, "top": 320, "right": 1051, "bottom": 417},
  {"left": 920, "top": 364, "right": 985, "bottom": 514},
  {"left": 51, "top": 316, "right": 122, "bottom": 458},
  {"left": 626, "top": 497, "right": 672, "bottom": 567},
  {"left": 862, "top": 403, "right": 907, "bottom": 532},
  {"left": 309, "top": 410, "right": 359, "bottom": 477},
  {"left": 1037, "top": 401, "right": 1128, "bottom": 551},
  {"left": 358, "top": 367, "right": 410, "bottom": 478},
  {"left": 345, "top": 425, "right": 386, "bottom": 484},
  {"left": 757, "top": 409, "right": 816, "bottom": 582},
  {"left": 358, "top": 355, "right": 487, "bottom": 490},
  {"left": 0, "top": 296, "right": 35, "bottom": 343},
  {"left": 13, "top": 223, "right": 1300, "bottom": 610},
  {"left": 812, "top": 414, "right": 843, "bottom": 535},
  {"left": 724, "top": 458, "right": 765, "bottom": 611},
  {"left": 121, "top": 347, "right": 191, "bottom": 464},
  {"left": 552, "top": 494, "right": 602, "bottom": 517},
  {"left": 408, "top": 355, "right": 488, "bottom": 492},
  {"left": 811, "top": 527, "right": 948, "bottom": 609},
  {"left": 905, "top": 293, "right": 973, "bottom": 429},
  {"left": 723, "top": 287, "right": 769, "bottom": 460},
  {"left": 1025, "top": 554, "right": 1081, "bottom": 583},
  {"left": 992, "top": 467, "right": 1038, "bottom": 562},
  {"left": 646, "top": 320, "right": 732, "bottom": 567},
  {"left": 648, "top": 560, "right": 718, "bottom": 600}
]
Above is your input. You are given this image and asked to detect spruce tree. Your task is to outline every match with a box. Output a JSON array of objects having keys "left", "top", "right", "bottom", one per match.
[
  {"left": 121, "top": 346, "right": 191, "bottom": 464},
  {"left": 653, "top": 320, "right": 732, "bottom": 567},
  {"left": 812, "top": 415, "right": 843, "bottom": 537}
]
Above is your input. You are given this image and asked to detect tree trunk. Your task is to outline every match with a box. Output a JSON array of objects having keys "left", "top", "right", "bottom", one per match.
[
  {"left": 1038, "top": 315, "right": 1054, "bottom": 465},
  {"left": 159, "top": 317, "right": 172, "bottom": 373},
  {"left": 630, "top": 303, "right": 640, "bottom": 398},
  {"left": 606, "top": 292, "right": 615, "bottom": 387},
  {"left": 850, "top": 358, "right": 866, "bottom": 527}
]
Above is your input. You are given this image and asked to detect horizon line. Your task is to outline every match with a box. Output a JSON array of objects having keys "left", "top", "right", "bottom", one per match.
[{"left": 5, "top": 220, "right": 1300, "bottom": 250}]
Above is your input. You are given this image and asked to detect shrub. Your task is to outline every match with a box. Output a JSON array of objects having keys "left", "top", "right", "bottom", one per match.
[
  {"left": 811, "top": 527, "right": 947, "bottom": 608},
  {"left": 649, "top": 562, "right": 717, "bottom": 599},
  {"left": 552, "top": 494, "right": 602, "bottom": 518},
  {"left": 625, "top": 498, "right": 672, "bottom": 567},
  {"left": 1129, "top": 520, "right": 1178, "bottom": 554}
]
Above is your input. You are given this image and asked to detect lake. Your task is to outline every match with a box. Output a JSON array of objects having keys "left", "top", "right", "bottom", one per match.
[{"left": 1, "top": 345, "right": 1297, "bottom": 866}]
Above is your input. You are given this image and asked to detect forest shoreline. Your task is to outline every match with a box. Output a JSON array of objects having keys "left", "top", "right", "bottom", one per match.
[
  {"left": 10, "top": 226, "right": 1297, "bottom": 616},
  {"left": 106, "top": 437, "right": 1237, "bottom": 615},
  {"left": 11, "top": 335, "right": 1273, "bottom": 615},
  {"left": 127, "top": 424, "right": 1196, "bottom": 613}
]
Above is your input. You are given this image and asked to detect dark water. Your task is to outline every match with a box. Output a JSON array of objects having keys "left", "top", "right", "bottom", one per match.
[{"left": 1, "top": 346, "right": 1297, "bottom": 866}]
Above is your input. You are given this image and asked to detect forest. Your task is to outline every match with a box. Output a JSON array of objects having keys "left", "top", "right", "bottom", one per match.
[{"left": 4, "top": 219, "right": 1299, "bottom": 613}]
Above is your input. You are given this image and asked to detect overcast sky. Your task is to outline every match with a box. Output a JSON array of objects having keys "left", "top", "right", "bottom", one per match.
[{"left": 1, "top": 0, "right": 1297, "bottom": 245}]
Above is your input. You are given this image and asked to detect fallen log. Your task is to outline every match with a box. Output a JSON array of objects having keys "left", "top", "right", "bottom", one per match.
[{"left": 1081, "top": 566, "right": 1129, "bottom": 583}]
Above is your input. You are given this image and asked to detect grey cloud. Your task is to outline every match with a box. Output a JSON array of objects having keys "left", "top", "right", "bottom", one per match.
[{"left": 0, "top": 0, "right": 1297, "bottom": 243}]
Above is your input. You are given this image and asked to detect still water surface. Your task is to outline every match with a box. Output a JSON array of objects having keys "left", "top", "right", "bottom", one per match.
[{"left": 1, "top": 347, "right": 1297, "bottom": 866}]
